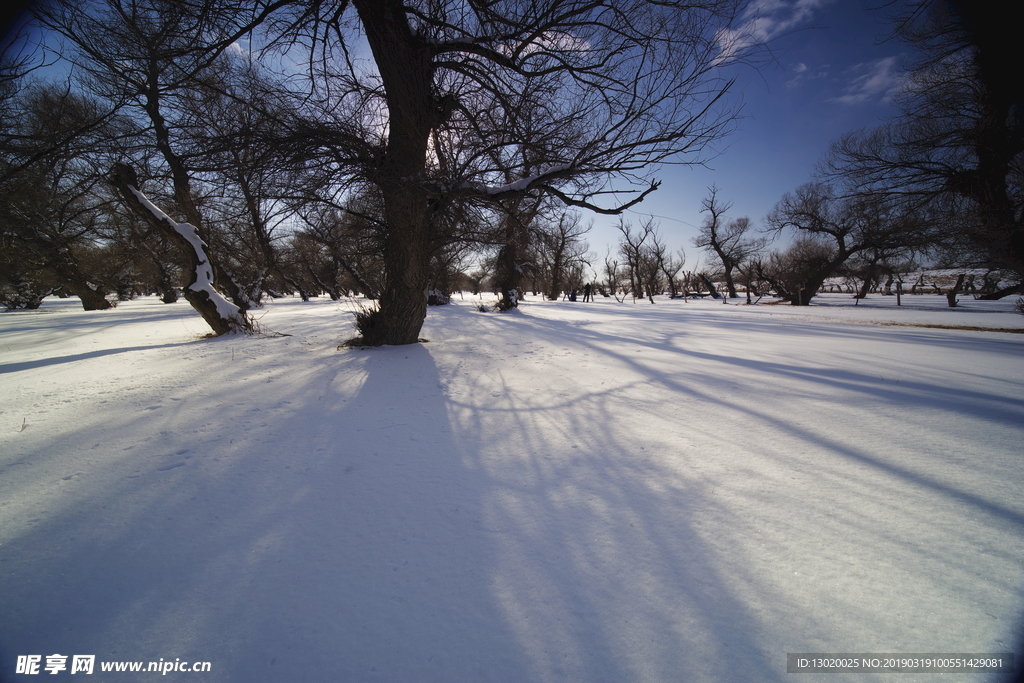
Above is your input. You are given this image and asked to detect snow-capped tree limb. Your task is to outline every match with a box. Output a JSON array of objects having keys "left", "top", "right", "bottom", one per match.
[{"left": 109, "top": 163, "right": 253, "bottom": 335}]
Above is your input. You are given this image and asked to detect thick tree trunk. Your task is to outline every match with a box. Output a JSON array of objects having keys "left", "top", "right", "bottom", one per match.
[
  {"left": 353, "top": 0, "right": 436, "bottom": 345},
  {"left": 496, "top": 241, "right": 520, "bottom": 310},
  {"left": 855, "top": 276, "right": 874, "bottom": 300},
  {"left": 370, "top": 199, "right": 431, "bottom": 343},
  {"left": 282, "top": 275, "right": 312, "bottom": 302},
  {"left": 63, "top": 282, "right": 113, "bottom": 310},
  {"left": 781, "top": 251, "right": 854, "bottom": 305},
  {"left": 721, "top": 262, "right": 738, "bottom": 298},
  {"left": 51, "top": 258, "right": 113, "bottom": 310},
  {"left": 701, "top": 274, "right": 721, "bottom": 299},
  {"left": 548, "top": 244, "right": 565, "bottom": 301},
  {"left": 308, "top": 265, "right": 340, "bottom": 300},
  {"left": 788, "top": 272, "right": 829, "bottom": 305},
  {"left": 946, "top": 273, "right": 966, "bottom": 307}
]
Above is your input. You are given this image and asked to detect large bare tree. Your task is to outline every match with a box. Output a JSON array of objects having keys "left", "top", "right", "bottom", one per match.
[{"left": 261, "top": 0, "right": 746, "bottom": 343}]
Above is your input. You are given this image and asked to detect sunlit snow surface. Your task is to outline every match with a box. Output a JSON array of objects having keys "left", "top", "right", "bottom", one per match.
[{"left": 2, "top": 293, "right": 1023, "bottom": 682}]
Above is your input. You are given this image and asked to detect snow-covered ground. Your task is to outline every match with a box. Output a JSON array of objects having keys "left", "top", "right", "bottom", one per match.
[{"left": 2, "top": 292, "right": 1023, "bottom": 682}]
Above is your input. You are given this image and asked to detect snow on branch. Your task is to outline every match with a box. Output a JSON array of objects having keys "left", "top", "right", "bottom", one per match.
[
  {"left": 126, "top": 187, "right": 244, "bottom": 322},
  {"left": 109, "top": 163, "right": 252, "bottom": 335},
  {"left": 463, "top": 163, "right": 575, "bottom": 197}
]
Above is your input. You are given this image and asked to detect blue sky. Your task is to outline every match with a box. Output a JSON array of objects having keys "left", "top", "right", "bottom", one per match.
[{"left": 594, "top": 0, "right": 910, "bottom": 268}]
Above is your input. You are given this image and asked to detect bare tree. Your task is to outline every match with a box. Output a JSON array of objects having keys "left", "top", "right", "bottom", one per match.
[
  {"left": 19, "top": 0, "right": 752, "bottom": 340},
  {"left": 756, "top": 237, "right": 836, "bottom": 305},
  {"left": 692, "top": 186, "right": 764, "bottom": 297},
  {"left": 489, "top": 198, "right": 541, "bottom": 310},
  {"left": 293, "top": 196, "right": 384, "bottom": 301},
  {"left": 616, "top": 216, "right": 671, "bottom": 303},
  {"left": 764, "top": 182, "right": 931, "bottom": 304},
  {"left": 824, "top": 1, "right": 1024, "bottom": 290},
  {"left": 0, "top": 84, "right": 119, "bottom": 310},
  {"left": 616, "top": 217, "right": 655, "bottom": 302},
  {"left": 33, "top": 0, "right": 286, "bottom": 316},
  {"left": 637, "top": 234, "right": 665, "bottom": 303},
  {"left": 260, "top": 0, "right": 746, "bottom": 343},
  {"left": 656, "top": 244, "right": 687, "bottom": 299},
  {"left": 602, "top": 249, "right": 624, "bottom": 302},
  {"left": 537, "top": 211, "right": 590, "bottom": 301}
]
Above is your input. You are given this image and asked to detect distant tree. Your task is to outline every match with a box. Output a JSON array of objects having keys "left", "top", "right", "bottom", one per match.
[
  {"left": 692, "top": 186, "right": 764, "bottom": 297},
  {"left": 637, "top": 231, "right": 666, "bottom": 302},
  {"left": 428, "top": 242, "right": 474, "bottom": 305},
  {"left": 616, "top": 218, "right": 655, "bottom": 302},
  {"left": 296, "top": 193, "right": 385, "bottom": 302},
  {"left": 487, "top": 197, "right": 542, "bottom": 311},
  {"left": 615, "top": 217, "right": 675, "bottom": 303},
  {"left": 0, "top": 84, "right": 118, "bottom": 310},
  {"left": 654, "top": 242, "right": 686, "bottom": 299},
  {"left": 537, "top": 211, "right": 591, "bottom": 301},
  {"left": 841, "top": 248, "right": 914, "bottom": 301},
  {"left": 764, "top": 182, "right": 931, "bottom": 304},
  {"left": 603, "top": 250, "right": 625, "bottom": 302},
  {"left": 734, "top": 257, "right": 769, "bottom": 303}
]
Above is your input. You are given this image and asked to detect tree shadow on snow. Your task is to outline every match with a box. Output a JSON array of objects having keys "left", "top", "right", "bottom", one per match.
[
  {"left": 0, "top": 339, "right": 539, "bottom": 683},
  {"left": 2, "top": 303, "right": 1023, "bottom": 683}
]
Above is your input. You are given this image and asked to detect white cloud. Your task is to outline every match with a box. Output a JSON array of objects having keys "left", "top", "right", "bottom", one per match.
[
  {"left": 830, "top": 55, "right": 904, "bottom": 105},
  {"left": 786, "top": 60, "right": 829, "bottom": 88},
  {"left": 714, "top": 0, "right": 831, "bottom": 65}
]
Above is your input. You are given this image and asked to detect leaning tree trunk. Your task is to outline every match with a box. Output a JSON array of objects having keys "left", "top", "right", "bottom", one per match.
[
  {"left": 336, "top": 254, "right": 378, "bottom": 300},
  {"left": 700, "top": 274, "right": 721, "bottom": 299},
  {"left": 109, "top": 163, "right": 252, "bottom": 336},
  {"left": 787, "top": 252, "right": 854, "bottom": 305},
  {"left": 855, "top": 276, "right": 874, "bottom": 300},
  {"left": 978, "top": 281, "right": 1024, "bottom": 300}
]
